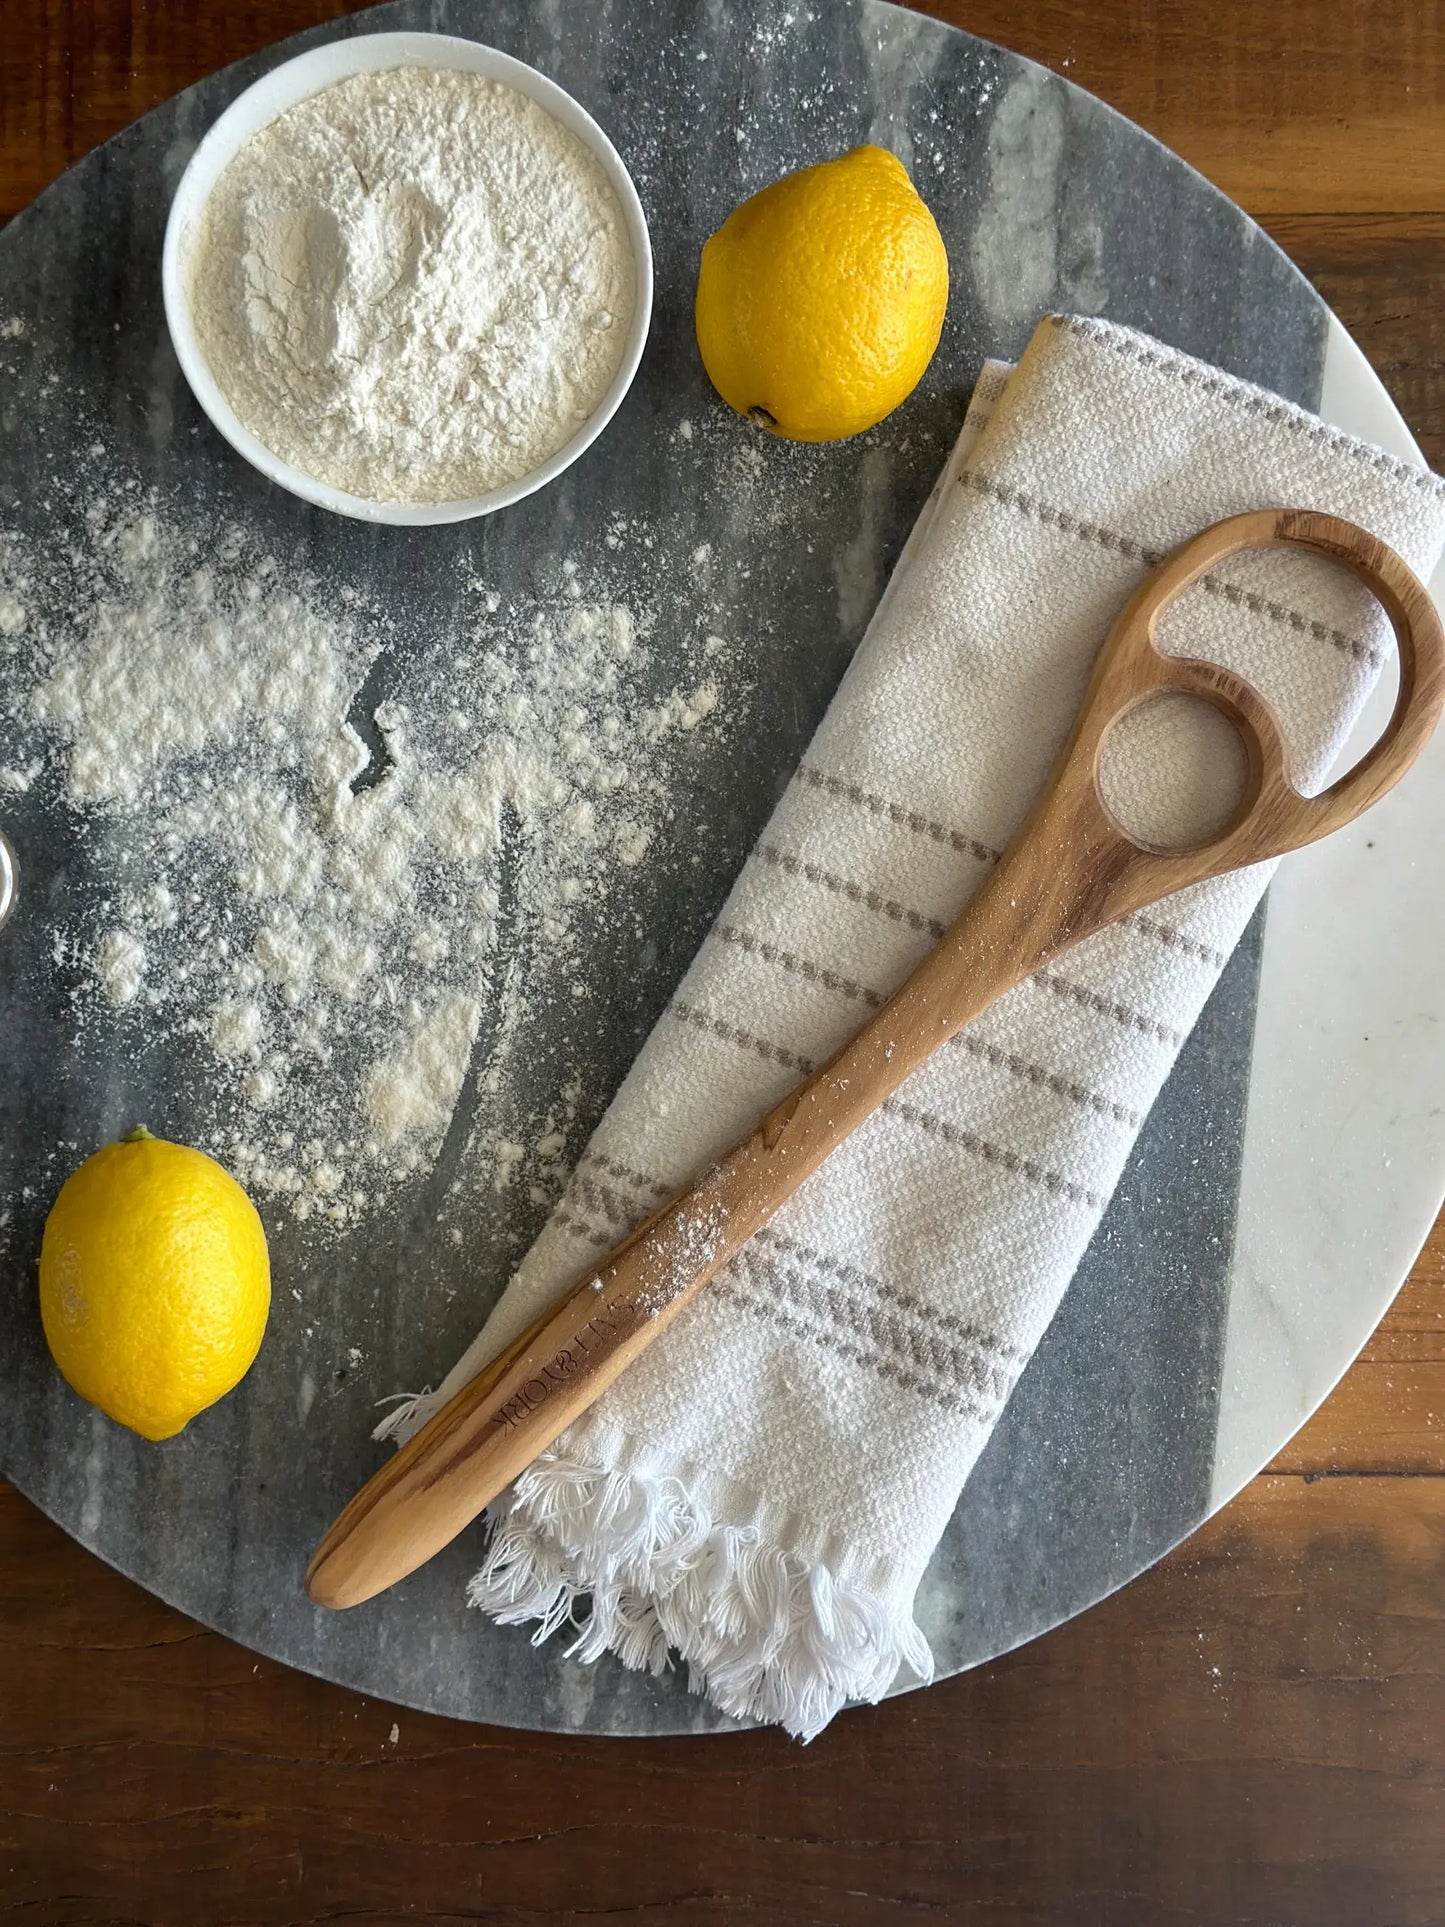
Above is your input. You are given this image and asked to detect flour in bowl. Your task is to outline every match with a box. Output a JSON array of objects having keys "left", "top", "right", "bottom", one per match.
[{"left": 187, "top": 67, "right": 636, "bottom": 502}]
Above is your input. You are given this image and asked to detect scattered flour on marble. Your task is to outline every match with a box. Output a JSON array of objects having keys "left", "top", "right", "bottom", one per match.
[
  {"left": 365, "top": 991, "right": 482, "bottom": 1148},
  {"left": 0, "top": 464, "right": 736, "bottom": 1228},
  {"left": 93, "top": 928, "right": 147, "bottom": 1008}
]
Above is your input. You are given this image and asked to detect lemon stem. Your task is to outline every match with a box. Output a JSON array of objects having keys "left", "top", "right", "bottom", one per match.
[{"left": 122, "top": 1124, "right": 155, "bottom": 1143}]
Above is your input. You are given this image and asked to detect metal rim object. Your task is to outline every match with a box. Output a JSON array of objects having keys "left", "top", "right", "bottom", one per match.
[{"left": 0, "top": 830, "right": 16, "bottom": 933}]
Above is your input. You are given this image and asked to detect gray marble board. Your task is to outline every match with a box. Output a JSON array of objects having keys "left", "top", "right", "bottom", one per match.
[{"left": 0, "top": 0, "right": 1330, "bottom": 1734}]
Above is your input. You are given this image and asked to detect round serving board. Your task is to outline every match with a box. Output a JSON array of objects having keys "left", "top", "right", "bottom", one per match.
[{"left": 1, "top": 0, "right": 1440, "bottom": 1736}]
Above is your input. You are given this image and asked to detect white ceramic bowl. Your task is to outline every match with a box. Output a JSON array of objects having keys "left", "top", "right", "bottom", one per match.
[{"left": 161, "top": 32, "right": 653, "bottom": 525}]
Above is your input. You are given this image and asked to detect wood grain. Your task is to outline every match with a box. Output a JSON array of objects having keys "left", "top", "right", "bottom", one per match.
[
  {"left": 2, "top": 1471, "right": 1441, "bottom": 1925},
  {"left": 917, "top": 0, "right": 1445, "bottom": 216},
  {"left": 1266, "top": 213, "right": 1445, "bottom": 470},
  {"left": 3, "top": 1, "right": 1442, "bottom": 224},
  {"left": 2, "top": 0, "right": 1443, "bottom": 1921}
]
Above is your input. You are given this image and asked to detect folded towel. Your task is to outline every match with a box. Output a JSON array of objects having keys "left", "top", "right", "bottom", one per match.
[{"left": 385, "top": 315, "right": 1445, "bottom": 1738}]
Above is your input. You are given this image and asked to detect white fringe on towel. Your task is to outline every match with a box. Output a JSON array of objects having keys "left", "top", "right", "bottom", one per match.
[
  {"left": 466, "top": 1448, "right": 933, "bottom": 1740},
  {"left": 373, "top": 1397, "right": 927, "bottom": 1737},
  {"left": 372, "top": 1390, "right": 438, "bottom": 1442}
]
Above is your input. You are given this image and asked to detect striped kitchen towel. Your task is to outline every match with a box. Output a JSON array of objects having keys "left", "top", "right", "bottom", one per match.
[{"left": 384, "top": 315, "right": 1445, "bottom": 1738}]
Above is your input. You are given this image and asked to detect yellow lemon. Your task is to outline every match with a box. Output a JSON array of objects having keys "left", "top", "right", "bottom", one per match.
[
  {"left": 695, "top": 145, "right": 949, "bottom": 442},
  {"left": 39, "top": 1127, "right": 270, "bottom": 1441}
]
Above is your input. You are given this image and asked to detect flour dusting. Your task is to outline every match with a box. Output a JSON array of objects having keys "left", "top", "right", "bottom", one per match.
[{"left": 0, "top": 463, "right": 736, "bottom": 1227}]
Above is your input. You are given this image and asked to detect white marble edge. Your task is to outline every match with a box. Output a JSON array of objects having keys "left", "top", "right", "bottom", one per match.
[{"left": 1212, "top": 315, "right": 1445, "bottom": 1504}]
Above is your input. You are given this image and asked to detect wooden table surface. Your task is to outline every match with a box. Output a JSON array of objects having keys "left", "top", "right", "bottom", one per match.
[{"left": 2, "top": 3, "right": 1442, "bottom": 1922}]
